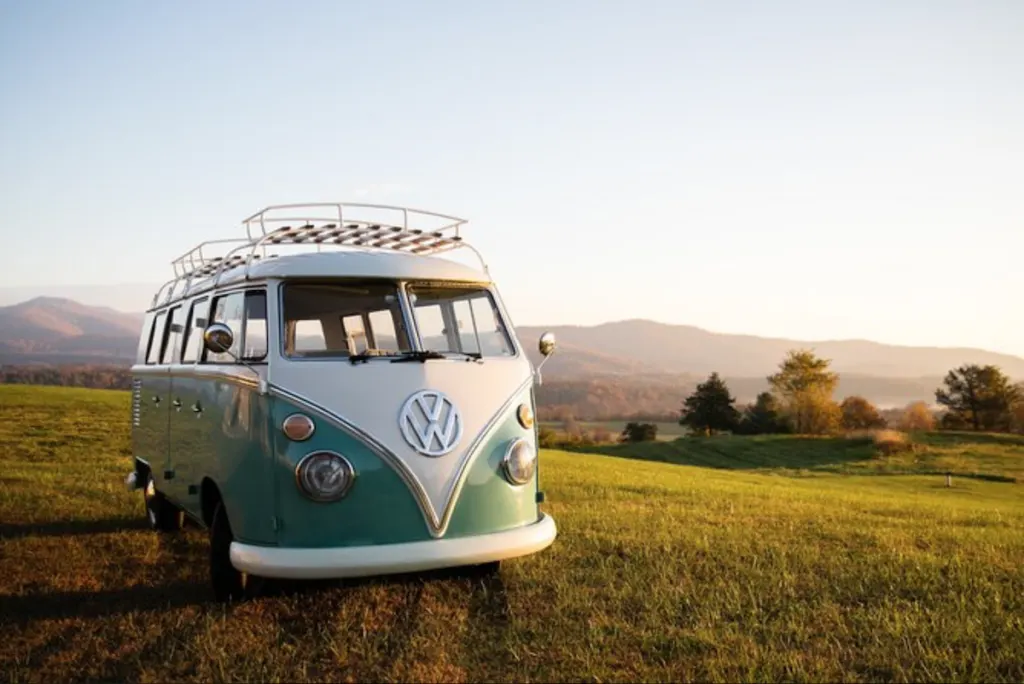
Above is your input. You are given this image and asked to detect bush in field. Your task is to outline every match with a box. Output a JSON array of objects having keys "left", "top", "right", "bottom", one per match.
[
  {"left": 840, "top": 395, "right": 887, "bottom": 430},
  {"left": 621, "top": 422, "right": 658, "bottom": 443},
  {"left": 591, "top": 426, "right": 614, "bottom": 444},
  {"left": 872, "top": 429, "right": 914, "bottom": 455},
  {"left": 538, "top": 427, "right": 559, "bottom": 449},
  {"left": 734, "top": 392, "right": 790, "bottom": 435},
  {"left": 900, "top": 401, "right": 936, "bottom": 432}
]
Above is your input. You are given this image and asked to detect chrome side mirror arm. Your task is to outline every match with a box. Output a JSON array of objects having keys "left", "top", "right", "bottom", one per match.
[{"left": 533, "top": 331, "right": 556, "bottom": 386}]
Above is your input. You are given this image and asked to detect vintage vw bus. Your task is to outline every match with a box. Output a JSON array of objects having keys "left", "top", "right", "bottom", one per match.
[{"left": 124, "top": 202, "right": 558, "bottom": 601}]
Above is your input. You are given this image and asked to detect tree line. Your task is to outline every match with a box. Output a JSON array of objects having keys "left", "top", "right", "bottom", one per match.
[
  {"left": 679, "top": 349, "right": 1024, "bottom": 436},
  {"left": 1, "top": 364, "right": 133, "bottom": 390}
]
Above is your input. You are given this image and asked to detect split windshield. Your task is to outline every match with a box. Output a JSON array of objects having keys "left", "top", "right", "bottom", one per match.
[{"left": 281, "top": 281, "right": 513, "bottom": 360}]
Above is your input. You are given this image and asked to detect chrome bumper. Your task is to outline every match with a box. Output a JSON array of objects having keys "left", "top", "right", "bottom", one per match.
[{"left": 229, "top": 513, "right": 557, "bottom": 580}]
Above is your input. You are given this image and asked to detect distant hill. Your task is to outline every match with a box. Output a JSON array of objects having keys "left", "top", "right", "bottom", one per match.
[
  {"left": 3, "top": 298, "right": 1022, "bottom": 416},
  {"left": 516, "top": 319, "right": 1024, "bottom": 379},
  {"left": 0, "top": 297, "right": 143, "bottom": 364}
]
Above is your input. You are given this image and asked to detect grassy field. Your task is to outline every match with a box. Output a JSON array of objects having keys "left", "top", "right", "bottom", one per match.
[{"left": 2, "top": 384, "right": 1023, "bottom": 683}]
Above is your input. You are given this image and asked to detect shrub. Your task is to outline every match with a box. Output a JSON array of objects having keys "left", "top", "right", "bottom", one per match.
[
  {"left": 899, "top": 401, "right": 936, "bottom": 432},
  {"left": 840, "top": 396, "right": 887, "bottom": 430},
  {"left": 621, "top": 422, "right": 658, "bottom": 443},
  {"left": 872, "top": 429, "right": 914, "bottom": 455},
  {"left": 538, "top": 427, "right": 559, "bottom": 449}
]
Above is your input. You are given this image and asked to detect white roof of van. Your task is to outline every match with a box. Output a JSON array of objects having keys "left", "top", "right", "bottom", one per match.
[{"left": 245, "top": 250, "right": 490, "bottom": 282}]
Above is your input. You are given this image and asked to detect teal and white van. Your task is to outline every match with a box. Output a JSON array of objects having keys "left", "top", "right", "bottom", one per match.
[{"left": 125, "top": 202, "right": 558, "bottom": 601}]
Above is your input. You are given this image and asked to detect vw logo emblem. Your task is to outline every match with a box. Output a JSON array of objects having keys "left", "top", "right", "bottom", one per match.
[{"left": 399, "top": 390, "right": 463, "bottom": 457}]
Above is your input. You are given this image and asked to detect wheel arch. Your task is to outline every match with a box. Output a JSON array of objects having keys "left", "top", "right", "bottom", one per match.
[{"left": 200, "top": 477, "right": 223, "bottom": 528}]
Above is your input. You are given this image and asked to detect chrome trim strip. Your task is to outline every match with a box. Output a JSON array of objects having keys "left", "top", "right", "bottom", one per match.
[
  {"left": 271, "top": 375, "right": 535, "bottom": 538},
  {"left": 132, "top": 365, "right": 261, "bottom": 389}
]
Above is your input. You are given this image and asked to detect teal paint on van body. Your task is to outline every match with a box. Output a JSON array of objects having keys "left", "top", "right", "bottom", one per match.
[
  {"left": 194, "top": 377, "right": 278, "bottom": 545},
  {"left": 445, "top": 388, "right": 541, "bottom": 539},
  {"left": 269, "top": 394, "right": 433, "bottom": 548}
]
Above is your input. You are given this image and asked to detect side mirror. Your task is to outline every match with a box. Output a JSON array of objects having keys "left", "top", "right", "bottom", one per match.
[
  {"left": 203, "top": 322, "right": 235, "bottom": 355},
  {"left": 534, "top": 331, "right": 556, "bottom": 386},
  {"left": 538, "top": 331, "right": 556, "bottom": 357}
]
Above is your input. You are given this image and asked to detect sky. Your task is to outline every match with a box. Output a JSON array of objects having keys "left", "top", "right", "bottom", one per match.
[{"left": 1, "top": 0, "right": 1022, "bottom": 354}]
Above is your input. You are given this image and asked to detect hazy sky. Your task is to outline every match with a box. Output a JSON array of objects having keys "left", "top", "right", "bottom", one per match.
[{"left": 2, "top": 1, "right": 1022, "bottom": 354}]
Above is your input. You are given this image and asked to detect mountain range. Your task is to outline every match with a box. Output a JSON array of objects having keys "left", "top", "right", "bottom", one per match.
[{"left": 2, "top": 296, "right": 1022, "bottom": 411}]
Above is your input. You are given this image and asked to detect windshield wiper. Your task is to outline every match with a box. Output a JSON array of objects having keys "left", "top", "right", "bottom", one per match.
[
  {"left": 390, "top": 350, "right": 483, "bottom": 364},
  {"left": 349, "top": 350, "right": 403, "bottom": 365},
  {"left": 390, "top": 350, "right": 448, "bottom": 363}
]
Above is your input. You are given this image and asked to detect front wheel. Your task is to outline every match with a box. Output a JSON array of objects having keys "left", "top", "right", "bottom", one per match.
[
  {"left": 209, "top": 501, "right": 262, "bottom": 602},
  {"left": 143, "top": 475, "right": 182, "bottom": 532}
]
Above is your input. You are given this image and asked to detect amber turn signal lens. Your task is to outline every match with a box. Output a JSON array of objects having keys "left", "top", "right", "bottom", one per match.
[
  {"left": 517, "top": 403, "right": 534, "bottom": 429},
  {"left": 282, "top": 413, "right": 315, "bottom": 441}
]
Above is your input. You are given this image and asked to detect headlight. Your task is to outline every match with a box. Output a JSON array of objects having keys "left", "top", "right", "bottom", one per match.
[
  {"left": 295, "top": 451, "right": 356, "bottom": 502},
  {"left": 502, "top": 438, "right": 537, "bottom": 485}
]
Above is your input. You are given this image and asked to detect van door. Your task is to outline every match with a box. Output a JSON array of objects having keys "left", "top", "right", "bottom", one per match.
[
  {"left": 163, "top": 302, "right": 199, "bottom": 509},
  {"left": 136, "top": 309, "right": 172, "bottom": 487},
  {"left": 188, "top": 288, "right": 277, "bottom": 543}
]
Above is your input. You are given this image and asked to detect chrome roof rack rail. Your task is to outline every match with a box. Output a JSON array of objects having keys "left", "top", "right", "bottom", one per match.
[{"left": 150, "top": 202, "right": 484, "bottom": 310}]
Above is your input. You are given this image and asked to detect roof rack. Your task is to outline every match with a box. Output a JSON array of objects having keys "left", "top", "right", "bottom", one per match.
[{"left": 150, "top": 202, "right": 485, "bottom": 309}]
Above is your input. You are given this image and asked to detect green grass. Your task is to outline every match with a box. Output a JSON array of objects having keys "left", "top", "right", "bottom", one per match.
[{"left": 2, "top": 384, "right": 1023, "bottom": 683}]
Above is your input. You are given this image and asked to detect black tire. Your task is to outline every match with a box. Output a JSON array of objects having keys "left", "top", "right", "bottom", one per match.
[
  {"left": 209, "top": 501, "right": 261, "bottom": 602},
  {"left": 143, "top": 475, "right": 183, "bottom": 532},
  {"left": 468, "top": 560, "right": 501, "bottom": 577}
]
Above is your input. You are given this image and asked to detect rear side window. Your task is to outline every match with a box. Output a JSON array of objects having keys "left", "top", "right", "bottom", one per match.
[
  {"left": 145, "top": 311, "right": 168, "bottom": 365},
  {"left": 160, "top": 306, "right": 184, "bottom": 364},
  {"left": 181, "top": 297, "right": 209, "bottom": 363}
]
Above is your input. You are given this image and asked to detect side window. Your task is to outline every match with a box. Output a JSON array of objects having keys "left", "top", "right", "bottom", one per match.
[
  {"left": 145, "top": 311, "right": 167, "bottom": 365},
  {"left": 242, "top": 291, "right": 267, "bottom": 361},
  {"left": 160, "top": 306, "right": 184, "bottom": 364},
  {"left": 181, "top": 298, "right": 209, "bottom": 364},
  {"left": 469, "top": 295, "right": 513, "bottom": 356},
  {"left": 368, "top": 310, "right": 400, "bottom": 352},
  {"left": 293, "top": 319, "right": 327, "bottom": 353},
  {"left": 201, "top": 290, "right": 267, "bottom": 364},
  {"left": 452, "top": 299, "right": 480, "bottom": 354},
  {"left": 341, "top": 315, "right": 367, "bottom": 354},
  {"left": 203, "top": 292, "right": 244, "bottom": 364},
  {"left": 413, "top": 303, "right": 447, "bottom": 351}
]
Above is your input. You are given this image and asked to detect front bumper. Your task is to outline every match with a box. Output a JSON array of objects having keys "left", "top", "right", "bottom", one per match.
[{"left": 230, "top": 513, "right": 557, "bottom": 580}]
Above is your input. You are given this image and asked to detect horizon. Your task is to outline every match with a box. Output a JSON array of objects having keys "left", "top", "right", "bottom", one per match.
[
  {"left": 2, "top": 1, "right": 1022, "bottom": 356},
  {"left": 3, "top": 287, "right": 1024, "bottom": 362}
]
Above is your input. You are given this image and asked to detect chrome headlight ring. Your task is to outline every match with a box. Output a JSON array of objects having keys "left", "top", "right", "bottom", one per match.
[
  {"left": 294, "top": 450, "right": 356, "bottom": 502},
  {"left": 501, "top": 438, "right": 537, "bottom": 486}
]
